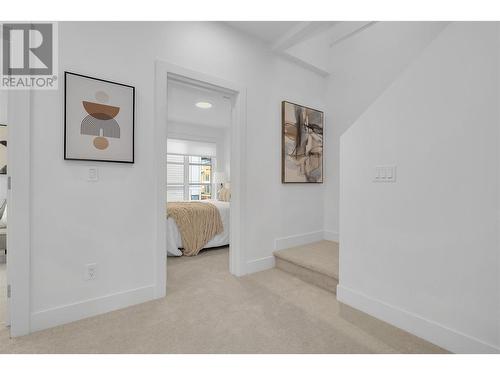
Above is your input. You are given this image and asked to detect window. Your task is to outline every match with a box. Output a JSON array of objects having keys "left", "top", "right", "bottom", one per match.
[{"left": 167, "top": 154, "right": 213, "bottom": 201}]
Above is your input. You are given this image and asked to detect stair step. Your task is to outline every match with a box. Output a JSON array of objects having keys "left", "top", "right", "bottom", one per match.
[{"left": 273, "top": 240, "right": 339, "bottom": 293}]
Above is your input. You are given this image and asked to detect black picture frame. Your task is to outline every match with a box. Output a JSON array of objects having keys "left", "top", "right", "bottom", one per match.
[
  {"left": 64, "top": 71, "right": 135, "bottom": 164},
  {"left": 281, "top": 100, "right": 324, "bottom": 183}
]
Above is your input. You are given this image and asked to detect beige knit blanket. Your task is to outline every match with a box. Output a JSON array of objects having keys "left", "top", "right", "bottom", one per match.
[{"left": 167, "top": 201, "right": 223, "bottom": 256}]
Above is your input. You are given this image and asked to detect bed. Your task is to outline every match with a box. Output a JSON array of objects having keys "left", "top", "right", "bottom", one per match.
[{"left": 166, "top": 200, "right": 230, "bottom": 256}]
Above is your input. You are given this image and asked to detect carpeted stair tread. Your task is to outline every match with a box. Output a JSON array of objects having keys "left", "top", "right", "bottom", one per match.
[{"left": 273, "top": 240, "right": 339, "bottom": 281}]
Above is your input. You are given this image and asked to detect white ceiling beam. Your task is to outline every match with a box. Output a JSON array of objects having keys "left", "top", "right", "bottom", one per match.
[
  {"left": 328, "top": 21, "right": 377, "bottom": 48},
  {"left": 276, "top": 51, "right": 330, "bottom": 77},
  {"left": 272, "top": 21, "right": 337, "bottom": 52},
  {"left": 271, "top": 21, "right": 377, "bottom": 77}
]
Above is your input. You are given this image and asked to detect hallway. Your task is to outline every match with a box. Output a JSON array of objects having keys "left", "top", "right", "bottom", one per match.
[{"left": 0, "top": 248, "right": 445, "bottom": 353}]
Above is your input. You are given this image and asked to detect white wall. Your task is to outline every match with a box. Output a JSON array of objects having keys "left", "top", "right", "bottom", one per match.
[
  {"left": 26, "top": 22, "right": 326, "bottom": 331},
  {"left": 338, "top": 22, "right": 500, "bottom": 353},
  {"left": 323, "top": 22, "right": 448, "bottom": 240},
  {"left": 0, "top": 91, "right": 6, "bottom": 126}
]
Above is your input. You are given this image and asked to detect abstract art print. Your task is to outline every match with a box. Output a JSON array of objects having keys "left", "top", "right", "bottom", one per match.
[
  {"left": 64, "top": 72, "right": 135, "bottom": 163},
  {"left": 282, "top": 101, "right": 323, "bottom": 183}
]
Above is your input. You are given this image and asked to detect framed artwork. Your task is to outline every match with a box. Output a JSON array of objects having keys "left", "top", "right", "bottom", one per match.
[
  {"left": 281, "top": 101, "right": 324, "bottom": 183},
  {"left": 64, "top": 71, "right": 135, "bottom": 163},
  {"left": 0, "top": 124, "right": 6, "bottom": 174}
]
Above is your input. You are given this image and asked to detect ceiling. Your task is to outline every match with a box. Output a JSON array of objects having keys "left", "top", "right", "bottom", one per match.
[
  {"left": 167, "top": 80, "right": 232, "bottom": 128},
  {"left": 225, "top": 21, "right": 301, "bottom": 44},
  {"left": 224, "top": 21, "right": 340, "bottom": 76},
  {"left": 224, "top": 22, "right": 378, "bottom": 76}
]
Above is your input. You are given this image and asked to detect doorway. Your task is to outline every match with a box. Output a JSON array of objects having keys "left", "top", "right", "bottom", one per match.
[
  {"left": 0, "top": 91, "right": 7, "bottom": 328},
  {"left": 165, "top": 77, "right": 233, "bottom": 283},
  {"left": 0, "top": 89, "right": 32, "bottom": 337},
  {"left": 154, "top": 61, "right": 247, "bottom": 296}
]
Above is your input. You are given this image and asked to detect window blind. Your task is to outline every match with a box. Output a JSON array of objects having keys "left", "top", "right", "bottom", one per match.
[{"left": 167, "top": 138, "right": 216, "bottom": 157}]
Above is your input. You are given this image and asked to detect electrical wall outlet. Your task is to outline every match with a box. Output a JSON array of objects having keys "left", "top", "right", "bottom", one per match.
[
  {"left": 85, "top": 263, "right": 97, "bottom": 281},
  {"left": 374, "top": 165, "right": 397, "bottom": 183}
]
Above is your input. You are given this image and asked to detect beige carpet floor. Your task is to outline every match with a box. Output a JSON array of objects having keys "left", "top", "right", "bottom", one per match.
[{"left": 0, "top": 247, "right": 447, "bottom": 353}]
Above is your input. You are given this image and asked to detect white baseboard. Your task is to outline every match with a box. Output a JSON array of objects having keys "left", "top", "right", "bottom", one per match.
[
  {"left": 323, "top": 230, "right": 339, "bottom": 242},
  {"left": 30, "top": 285, "right": 156, "bottom": 333},
  {"left": 247, "top": 229, "right": 328, "bottom": 275},
  {"left": 275, "top": 230, "right": 324, "bottom": 251},
  {"left": 337, "top": 284, "right": 500, "bottom": 354},
  {"left": 245, "top": 256, "right": 275, "bottom": 275}
]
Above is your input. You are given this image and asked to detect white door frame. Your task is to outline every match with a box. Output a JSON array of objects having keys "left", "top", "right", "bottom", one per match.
[
  {"left": 6, "top": 89, "right": 32, "bottom": 336},
  {"left": 154, "top": 60, "right": 247, "bottom": 293}
]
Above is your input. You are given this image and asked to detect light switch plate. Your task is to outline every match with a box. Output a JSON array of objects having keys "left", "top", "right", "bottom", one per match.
[
  {"left": 374, "top": 165, "right": 396, "bottom": 183},
  {"left": 88, "top": 167, "right": 98, "bottom": 182}
]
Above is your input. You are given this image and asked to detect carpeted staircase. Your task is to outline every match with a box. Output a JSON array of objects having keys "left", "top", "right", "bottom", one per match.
[{"left": 273, "top": 240, "right": 339, "bottom": 293}]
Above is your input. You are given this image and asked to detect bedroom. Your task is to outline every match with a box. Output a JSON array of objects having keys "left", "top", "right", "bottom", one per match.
[{"left": 165, "top": 75, "right": 233, "bottom": 278}]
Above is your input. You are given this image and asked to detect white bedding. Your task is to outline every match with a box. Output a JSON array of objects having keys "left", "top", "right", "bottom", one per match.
[{"left": 166, "top": 200, "right": 230, "bottom": 256}]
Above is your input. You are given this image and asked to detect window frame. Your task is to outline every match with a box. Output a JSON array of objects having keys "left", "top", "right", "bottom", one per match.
[{"left": 167, "top": 153, "right": 214, "bottom": 201}]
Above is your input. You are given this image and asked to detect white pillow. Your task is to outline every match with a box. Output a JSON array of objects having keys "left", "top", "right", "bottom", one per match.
[{"left": 218, "top": 187, "right": 231, "bottom": 202}]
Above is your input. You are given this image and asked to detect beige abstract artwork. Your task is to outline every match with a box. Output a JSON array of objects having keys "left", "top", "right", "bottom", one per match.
[{"left": 282, "top": 101, "right": 323, "bottom": 183}]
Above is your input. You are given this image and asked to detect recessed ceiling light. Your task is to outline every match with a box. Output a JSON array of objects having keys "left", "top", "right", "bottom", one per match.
[{"left": 195, "top": 101, "right": 212, "bottom": 109}]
